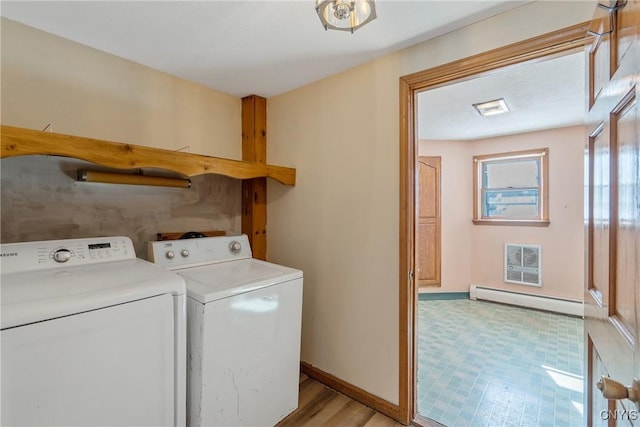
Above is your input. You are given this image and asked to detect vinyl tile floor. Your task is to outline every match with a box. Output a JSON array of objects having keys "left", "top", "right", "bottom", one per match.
[{"left": 417, "top": 299, "right": 584, "bottom": 427}]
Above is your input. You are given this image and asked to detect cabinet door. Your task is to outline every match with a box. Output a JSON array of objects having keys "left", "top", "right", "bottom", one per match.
[{"left": 417, "top": 156, "right": 441, "bottom": 287}]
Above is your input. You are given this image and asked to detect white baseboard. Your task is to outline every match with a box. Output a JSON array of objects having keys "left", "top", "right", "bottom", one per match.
[{"left": 469, "top": 285, "right": 583, "bottom": 317}]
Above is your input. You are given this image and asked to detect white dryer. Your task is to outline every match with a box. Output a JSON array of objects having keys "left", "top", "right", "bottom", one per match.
[
  {"left": 148, "top": 234, "right": 303, "bottom": 427},
  {"left": 0, "top": 236, "right": 186, "bottom": 426}
]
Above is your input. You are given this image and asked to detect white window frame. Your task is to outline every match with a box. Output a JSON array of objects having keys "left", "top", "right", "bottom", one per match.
[{"left": 472, "top": 148, "right": 550, "bottom": 226}]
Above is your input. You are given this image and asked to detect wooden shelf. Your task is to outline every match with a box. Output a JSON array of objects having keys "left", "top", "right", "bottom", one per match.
[{"left": 0, "top": 125, "right": 296, "bottom": 186}]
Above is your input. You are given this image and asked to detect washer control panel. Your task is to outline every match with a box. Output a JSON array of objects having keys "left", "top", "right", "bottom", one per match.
[
  {"left": 148, "top": 234, "right": 251, "bottom": 269},
  {"left": 0, "top": 236, "right": 135, "bottom": 275}
]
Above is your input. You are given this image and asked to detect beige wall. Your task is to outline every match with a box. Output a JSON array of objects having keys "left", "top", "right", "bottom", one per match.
[
  {"left": 267, "top": 1, "right": 596, "bottom": 405},
  {"left": 419, "top": 126, "right": 585, "bottom": 301},
  {"left": 1, "top": 18, "right": 241, "bottom": 158},
  {"left": 1, "top": 18, "right": 243, "bottom": 254}
]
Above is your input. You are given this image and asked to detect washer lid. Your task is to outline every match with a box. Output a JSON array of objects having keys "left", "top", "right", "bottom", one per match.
[
  {"left": 177, "top": 258, "right": 302, "bottom": 303},
  {"left": 1, "top": 259, "right": 186, "bottom": 329}
]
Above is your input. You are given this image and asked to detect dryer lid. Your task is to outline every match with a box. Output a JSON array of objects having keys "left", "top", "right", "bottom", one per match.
[{"left": 177, "top": 258, "right": 302, "bottom": 303}]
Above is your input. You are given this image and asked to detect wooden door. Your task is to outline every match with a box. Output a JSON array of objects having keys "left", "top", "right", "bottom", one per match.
[
  {"left": 416, "top": 157, "right": 441, "bottom": 287},
  {"left": 585, "top": 1, "right": 640, "bottom": 425}
]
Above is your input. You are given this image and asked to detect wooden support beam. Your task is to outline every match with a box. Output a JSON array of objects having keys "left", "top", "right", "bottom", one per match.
[{"left": 242, "top": 95, "right": 268, "bottom": 260}]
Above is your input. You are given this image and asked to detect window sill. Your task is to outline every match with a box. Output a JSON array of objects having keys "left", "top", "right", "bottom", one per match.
[{"left": 472, "top": 219, "right": 550, "bottom": 227}]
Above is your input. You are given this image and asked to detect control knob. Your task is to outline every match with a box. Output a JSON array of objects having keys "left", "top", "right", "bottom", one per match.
[
  {"left": 181, "top": 249, "right": 190, "bottom": 258},
  {"left": 166, "top": 251, "right": 175, "bottom": 259},
  {"left": 53, "top": 249, "right": 72, "bottom": 263},
  {"left": 229, "top": 241, "right": 242, "bottom": 255}
]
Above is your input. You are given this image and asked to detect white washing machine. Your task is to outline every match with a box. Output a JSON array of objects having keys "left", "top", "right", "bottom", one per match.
[
  {"left": 148, "top": 234, "right": 303, "bottom": 427},
  {"left": 0, "top": 236, "right": 186, "bottom": 426}
]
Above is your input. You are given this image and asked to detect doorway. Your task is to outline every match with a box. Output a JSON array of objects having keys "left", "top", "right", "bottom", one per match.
[
  {"left": 414, "top": 47, "right": 587, "bottom": 425},
  {"left": 397, "top": 22, "right": 593, "bottom": 424}
]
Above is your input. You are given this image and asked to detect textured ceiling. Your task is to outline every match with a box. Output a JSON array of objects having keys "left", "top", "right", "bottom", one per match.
[
  {"left": 417, "top": 51, "right": 586, "bottom": 140},
  {"left": 1, "top": 0, "right": 530, "bottom": 98},
  {"left": 1, "top": 1, "right": 585, "bottom": 140}
]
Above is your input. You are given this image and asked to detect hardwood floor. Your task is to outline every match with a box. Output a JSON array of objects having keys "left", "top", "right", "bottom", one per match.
[{"left": 277, "top": 374, "right": 405, "bottom": 427}]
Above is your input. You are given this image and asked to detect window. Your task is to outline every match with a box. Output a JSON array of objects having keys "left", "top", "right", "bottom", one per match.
[{"left": 473, "top": 148, "right": 549, "bottom": 226}]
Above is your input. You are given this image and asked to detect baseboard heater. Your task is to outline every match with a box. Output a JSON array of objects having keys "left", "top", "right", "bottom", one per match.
[{"left": 469, "top": 285, "right": 583, "bottom": 317}]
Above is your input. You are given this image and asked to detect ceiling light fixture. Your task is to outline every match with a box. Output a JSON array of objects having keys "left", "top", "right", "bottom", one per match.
[
  {"left": 316, "top": 0, "right": 377, "bottom": 33},
  {"left": 473, "top": 98, "right": 510, "bottom": 117}
]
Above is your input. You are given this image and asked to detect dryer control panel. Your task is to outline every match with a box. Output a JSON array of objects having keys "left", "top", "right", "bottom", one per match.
[
  {"left": 0, "top": 236, "right": 135, "bottom": 274},
  {"left": 148, "top": 234, "right": 251, "bottom": 270}
]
